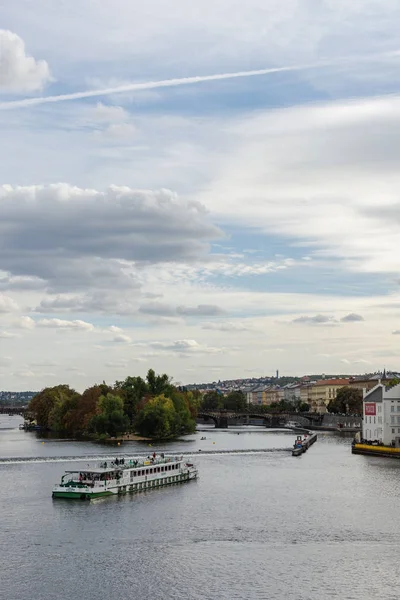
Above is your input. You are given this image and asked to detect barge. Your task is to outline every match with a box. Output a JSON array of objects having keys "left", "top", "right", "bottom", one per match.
[{"left": 292, "top": 432, "right": 318, "bottom": 456}]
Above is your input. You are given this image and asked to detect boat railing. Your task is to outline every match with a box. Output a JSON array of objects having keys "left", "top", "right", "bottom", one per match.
[{"left": 98, "top": 456, "right": 183, "bottom": 470}]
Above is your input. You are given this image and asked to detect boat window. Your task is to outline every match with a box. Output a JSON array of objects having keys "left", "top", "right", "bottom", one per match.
[
  {"left": 157, "top": 467, "right": 160, "bottom": 473},
  {"left": 146, "top": 469, "right": 149, "bottom": 475},
  {"left": 161, "top": 466, "right": 164, "bottom": 472}
]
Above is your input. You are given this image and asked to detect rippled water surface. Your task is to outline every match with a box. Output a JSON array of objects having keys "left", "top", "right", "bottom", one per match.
[{"left": 1, "top": 416, "right": 400, "bottom": 600}]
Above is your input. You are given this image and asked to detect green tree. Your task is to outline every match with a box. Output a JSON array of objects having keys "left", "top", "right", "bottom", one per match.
[
  {"left": 327, "top": 386, "right": 363, "bottom": 414},
  {"left": 201, "top": 390, "right": 222, "bottom": 410},
  {"left": 146, "top": 369, "right": 172, "bottom": 396},
  {"left": 135, "top": 394, "right": 178, "bottom": 438},
  {"left": 223, "top": 390, "right": 246, "bottom": 411},
  {"left": 388, "top": 378, "right": 400, "bottom": 389},
  {"left": 169, "top": 388, "right": 196, "bottom": 434},
  {"left": 90, "top": 393, "right": 129, "bottom": 437},
  {"left": 28, "top": 385, "right": 79, "bottom": 430},
  {"left": 115, "top": 375, "right": 148, "bottom": 425}
]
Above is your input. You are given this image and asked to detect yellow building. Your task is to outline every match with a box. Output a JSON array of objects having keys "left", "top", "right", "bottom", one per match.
[
  {"left": 300, "top": 384, "right": 313, "bottom": 405},
  {"left": 308, "top": 379, "right": 350, "bottom": 413},
  {"left": 265, "top": 388, "right": 281, "bottom": 405}
]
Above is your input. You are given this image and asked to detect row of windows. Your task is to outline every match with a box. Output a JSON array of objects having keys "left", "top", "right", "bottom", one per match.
[
  {"left": 390, "top": 416, "right": 400, "bottom": 424},
  {"left": 392, "top": 429, "right": 400, "bottom": 434},
  {"left": 365, "top": 416, "right": 382, "bottom": 424},
  {"left": 390, "top": 405, "right": 400, "bottom": 412},
  {"left": 130, "top": 463, "right": 179, "bottom": 479}
]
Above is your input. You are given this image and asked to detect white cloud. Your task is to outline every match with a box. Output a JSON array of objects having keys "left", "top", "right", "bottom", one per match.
[
  {"left": 91, "top": 102, "right": 129, "bottom": 122},
  {"left": 0, "top": 293, "right": 19, "bottom": 312},
  {"left": 107, "top": 326, "right": 123, "bottom": 334},
  {"left": 112, "top": 333, "right": 131, "bottom": 343},
  {"left": 198, "top": 94, "right": 400, "bottom": 276},
  {"left": 202, "top": 321, "right": 254, "bottom": 332},
  {"left": 0, "top": 331, "right": 18, "bottom": 338},
  {"left": 15, "top": 316, "right": 35, "bottom": 329},
  {"left": 37, "top": 318, "right": 95, "bottom": 331},
  {"left": 13, "top": 369, "right": 35, "bottom": 378},
  {"left": 0, "top": 30, "right": 51, "bottom": 93}
]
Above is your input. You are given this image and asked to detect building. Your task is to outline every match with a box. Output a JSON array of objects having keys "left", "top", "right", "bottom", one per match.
[
  {"left": 308, "top": 378, "right": 350, "bottom": 413},
  {"left": 362, "top": 382, "right": 400, "bottom": 445},
  {"left": 300, "top": 384, "right": 313, "bottom": 405},
  {"left": 248, "top": 386, "right": 269, "bottom": 405},
  {"left": 349, "top": 372, "right": 400, "bottom": 393},
  {"left": 283, "top": 383, "right": 301, "bottom": 403}
]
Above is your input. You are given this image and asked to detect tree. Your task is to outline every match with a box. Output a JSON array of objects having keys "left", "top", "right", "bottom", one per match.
[
  {"left": 201, "top": 390, "right": 222, "bottom": 410},
  {"left": 136, "top": 394, "right": 178, "bottom": 438},
  {"left": 28, "top": 385, "right": 79, "bottom": 430},
  {"left": 115, "top": 375, "right": 148, "bottom": 425},
  {"left": 327, "top": 386, "right": 363, "bottom": 415},
  {"left": 388, "top": 378, "right": 400, "bottom": 389},
  {"left": 90, "top": 393, "right": 129, "bottom": 437},
  {"left": 223, "top": 390, "right": 246, "bottom": 412},
  {"left": 146, "top": 369, "right": 172, "bottom": 396}
]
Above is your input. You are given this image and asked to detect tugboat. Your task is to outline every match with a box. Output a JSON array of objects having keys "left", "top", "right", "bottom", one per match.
[{"left": 52, "top": 453, "right": 198, "bottom": 500}]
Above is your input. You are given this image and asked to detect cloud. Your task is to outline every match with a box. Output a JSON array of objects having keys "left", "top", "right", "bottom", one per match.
[
  {"left": 393, "top": 330, "right": 400, "bottom": 335},
  {"left": 13, "top": 369, "right": 35, "bottom": 378},
  {"left": 292, "top": 314, "right": 336, "bottom": 325},
  {"left": 139, "top": 302, "right": 225, "bottom": 317},
  {"left": 0, "top": 331, "right": 18, "bottom": 339},
  {"left": 198, "top": 94, "right": 400, "bottom": 277},
  {"left": 91, "top": 102, "right": 129, "bottom": 122},
  {"left": 0, "top": 30, "right": 51, "bottom": 93},
  {"left": 15, "top": 316, "right": 35, "bottom": 329},
  {"left": 147, "top": 339, "right": 225, "bottom": 355},
  {"left": 0, "top": 184, "right": 221, "bottom": 294},
  {"left": 340, "top": 313, "right": 364, "bottom": 322},
  {"left": 0, "top": 293, "right": 19, "bottom": 312},
  {"left": 112, "top": 333, "right": 131, "bottom": 343},
  {"left": 37, "top": 318, "right": 95, "bottom": 331},
  {"left": 202, "top": 321, "right": 253, "bottom": 332}
]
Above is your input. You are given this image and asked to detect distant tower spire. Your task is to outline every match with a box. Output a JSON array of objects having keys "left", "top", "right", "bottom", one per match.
[
  {"left": 276, "top": 369, "right": 279, "bottom": 379},
  {"left": 383, "top": 368, "right": 387, "bottom": 379}
]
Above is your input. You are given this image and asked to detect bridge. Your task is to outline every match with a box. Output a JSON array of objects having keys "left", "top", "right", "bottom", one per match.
[
  {"left": 197, "top": 410, "right": 323, "bottom": 429},
  {"left": 0, "top": 406, "right": 33, "bottom": 418}
]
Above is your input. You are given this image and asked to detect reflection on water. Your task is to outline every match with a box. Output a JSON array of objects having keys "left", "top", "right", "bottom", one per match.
[{"left": 1, "top": 415, "right": 400, "bottom": 600}]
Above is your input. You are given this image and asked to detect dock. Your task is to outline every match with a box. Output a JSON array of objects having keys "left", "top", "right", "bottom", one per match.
[
  {"left": 292, "top": 432, "right": 318, "bottom": 457},
  {"left": 352, "top": 443, "right": 400, "bottom": 458}
]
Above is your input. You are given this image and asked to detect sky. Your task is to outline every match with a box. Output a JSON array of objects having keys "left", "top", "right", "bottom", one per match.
[{"left": 1, "top": 0, "right": 400, "bottom": 391}]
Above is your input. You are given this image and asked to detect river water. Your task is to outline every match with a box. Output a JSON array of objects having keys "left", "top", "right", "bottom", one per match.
[{"left": 1, "top": 415, "right": 400, "bottom": 600}]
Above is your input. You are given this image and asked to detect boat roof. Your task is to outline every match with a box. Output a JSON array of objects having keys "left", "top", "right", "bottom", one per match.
[{"left": 64, "top": 455, "right": 184, "bottom": 475}]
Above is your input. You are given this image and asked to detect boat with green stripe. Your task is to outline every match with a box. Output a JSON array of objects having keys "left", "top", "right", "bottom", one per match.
[{"left": 52, "top": 454, "right": 198, "bottom": 500}]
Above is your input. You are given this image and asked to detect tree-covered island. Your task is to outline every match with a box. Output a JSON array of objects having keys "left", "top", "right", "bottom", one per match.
[{"left": 28, "top": 369, "right": 201, "bottom": 440}]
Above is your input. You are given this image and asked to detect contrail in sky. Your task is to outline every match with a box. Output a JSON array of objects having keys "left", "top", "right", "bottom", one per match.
[{"left": 0, "top": 52, "right": 399, "bottom": 110}]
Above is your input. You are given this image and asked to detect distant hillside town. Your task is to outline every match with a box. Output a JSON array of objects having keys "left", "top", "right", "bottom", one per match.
[
  {"left": 0, "top": 391, "right": 37, "bottom": 406},
  {"left": 185, "top": 370, "right": 400, "bottom": 414}
]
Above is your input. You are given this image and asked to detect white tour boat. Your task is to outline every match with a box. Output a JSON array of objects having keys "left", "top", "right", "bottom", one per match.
[{"left": 52, "top": 453, "right": 198, "bottom": 500}]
